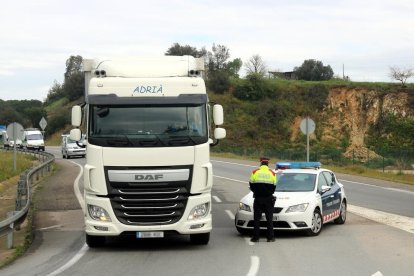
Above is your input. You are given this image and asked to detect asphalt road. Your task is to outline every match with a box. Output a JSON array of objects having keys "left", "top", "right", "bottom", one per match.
[{"left": 1, "top": 147, "right": 413, "bottom": 276}]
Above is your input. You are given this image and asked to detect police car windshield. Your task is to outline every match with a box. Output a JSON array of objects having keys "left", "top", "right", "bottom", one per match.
[
  {"left": 88, "top": 105, "right": 208, "bottom": 147},
  {"left": 276, "top": 173, "right": 316, "bottom": 192}
]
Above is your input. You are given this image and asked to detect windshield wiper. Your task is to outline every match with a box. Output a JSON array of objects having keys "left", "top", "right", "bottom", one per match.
[
  {"left": 168, "top": 135, "right": 197, "bottom": 146},
  {"left": 138, "top": 135, "right": 167, "bottom": 147},
  {"left": 105, "top": 135, "right": 133, "bottom": 147}
]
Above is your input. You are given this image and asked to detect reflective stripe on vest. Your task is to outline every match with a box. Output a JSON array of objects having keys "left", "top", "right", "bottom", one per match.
[{"left": 250, "top": 165, "right": 276, "bottom": 185}]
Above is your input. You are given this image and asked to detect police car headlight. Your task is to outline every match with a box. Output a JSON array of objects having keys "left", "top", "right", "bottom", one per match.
[
  {"left": 239, "top": 202, "right": 252, "bottom": 212},
  {"left": 286, "top": 203, "right": 309, "bottom": 213},
  {"left": 188, "top": 203, "right": 209, "bottom": 220},
  {"left": 88, "top": 204, "right": 112, "bottom": 222}
]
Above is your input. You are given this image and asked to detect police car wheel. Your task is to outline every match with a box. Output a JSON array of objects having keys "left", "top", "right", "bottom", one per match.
[
  {"left": 306, "top": 209, "right": 323, "bottom": 236},
  {"left": 334, "top": 200, "right": 347, "bottom": 224},
  {"left": 236, "top": 226, "right": 250, "bottom": 236}
]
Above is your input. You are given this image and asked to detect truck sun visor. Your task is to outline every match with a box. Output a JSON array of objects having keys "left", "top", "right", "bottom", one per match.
[{"left": 87, "top": 94, "right": 207, "bottom": 105}]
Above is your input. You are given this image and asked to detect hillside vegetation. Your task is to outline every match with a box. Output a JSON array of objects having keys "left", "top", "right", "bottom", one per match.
[{"left": 209, "top": 78, "right": 414, "bottom": 169}]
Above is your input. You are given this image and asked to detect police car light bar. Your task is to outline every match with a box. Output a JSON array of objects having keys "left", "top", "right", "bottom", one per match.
[{"left": 276, "top": 162, "right": 321, "bottom": 169}]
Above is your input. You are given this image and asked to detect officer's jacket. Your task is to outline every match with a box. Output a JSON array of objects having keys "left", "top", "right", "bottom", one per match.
[{"left": 249, "top": 165, "right": 276, "bottom": 198}]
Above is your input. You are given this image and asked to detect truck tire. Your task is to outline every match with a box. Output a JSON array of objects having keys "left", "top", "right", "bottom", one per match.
[
  {"left": 190, "top": 232, "right": 210, "bottom": 245},
  {"left": 86, "top": 234, "right": 105, "bottom": 248}
]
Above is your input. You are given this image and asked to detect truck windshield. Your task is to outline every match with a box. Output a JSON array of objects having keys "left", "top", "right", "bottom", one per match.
[{"left": 88, "top": 105, "right": 208, "bottom": 147}]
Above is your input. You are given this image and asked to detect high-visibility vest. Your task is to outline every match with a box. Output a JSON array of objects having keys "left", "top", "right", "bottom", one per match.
[{"left": 250, "top": 165, "right": 276, "bottom": 185}]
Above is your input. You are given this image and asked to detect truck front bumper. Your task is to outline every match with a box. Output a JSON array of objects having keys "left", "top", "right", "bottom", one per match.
[{"left": 84, "top": 193, "right": 212, "bottom": 236}]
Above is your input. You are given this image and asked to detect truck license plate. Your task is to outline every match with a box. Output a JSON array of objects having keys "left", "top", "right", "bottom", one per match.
[{"left": 136, "top": 231, "right": 164, "bottom": 238}]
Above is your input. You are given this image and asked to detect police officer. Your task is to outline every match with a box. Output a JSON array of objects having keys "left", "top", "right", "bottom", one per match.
[{"left": 249, "top": 157, "right": 277, "bottom": 242}]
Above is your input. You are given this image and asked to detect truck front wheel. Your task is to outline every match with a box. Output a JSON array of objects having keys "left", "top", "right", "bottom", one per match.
[
  {"left": 190, "top": 232, "right": 210, "bottom": 245},
  {"left": 86, "top": 234, "right": 105, "bottom": 248}
]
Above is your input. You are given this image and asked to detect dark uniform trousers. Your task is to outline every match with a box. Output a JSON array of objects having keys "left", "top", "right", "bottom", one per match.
[{"left": 253, "top": 196, "right": 275, "bottom": 240}]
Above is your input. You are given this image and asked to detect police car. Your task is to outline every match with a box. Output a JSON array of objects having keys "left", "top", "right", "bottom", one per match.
[{"left": 235, "top": 162, "right": 347, "bottom": 236}]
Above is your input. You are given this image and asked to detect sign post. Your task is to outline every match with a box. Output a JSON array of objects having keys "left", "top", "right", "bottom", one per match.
[
  {"left": 6, "top": 122, "right": 24, "bottom": 171},
  {"left": 300, "top": 117, "right": 316, "bottom": 162}
]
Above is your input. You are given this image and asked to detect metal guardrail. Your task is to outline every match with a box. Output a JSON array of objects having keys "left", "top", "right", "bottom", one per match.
[{"left": 0, "top": 147, "right": 55, "bottom": 248}]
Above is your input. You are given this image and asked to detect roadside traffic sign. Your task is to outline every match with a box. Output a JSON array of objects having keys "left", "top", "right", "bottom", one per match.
[{"left": 39, "top": 117, "right": 47, "bottom": 130}]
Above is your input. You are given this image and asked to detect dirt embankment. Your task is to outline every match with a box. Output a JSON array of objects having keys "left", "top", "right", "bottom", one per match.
[{"left": 291, "top": 88, "right": 414, "bottom": 161}]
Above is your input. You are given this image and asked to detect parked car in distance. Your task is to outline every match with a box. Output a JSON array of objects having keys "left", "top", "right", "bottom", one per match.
[{"left": 61, "top": 134, "right": 86, "bottom": 159}]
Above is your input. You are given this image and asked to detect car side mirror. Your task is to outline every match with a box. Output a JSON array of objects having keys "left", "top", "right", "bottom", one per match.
[{"left": 320, "top": 185, "right": 331, "bottom": 193}]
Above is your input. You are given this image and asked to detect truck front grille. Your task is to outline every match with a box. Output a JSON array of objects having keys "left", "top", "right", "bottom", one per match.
[{"left": 105, "top": 166, "right": 192, "bottom": 226}]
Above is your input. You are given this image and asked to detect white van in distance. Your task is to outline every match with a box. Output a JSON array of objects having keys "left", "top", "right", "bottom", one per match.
[{"left": 22, "top": 128, "right": 45, "bottom": 151}]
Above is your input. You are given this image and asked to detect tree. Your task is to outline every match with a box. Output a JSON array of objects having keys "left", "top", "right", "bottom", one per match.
[
  {"left": 45, "top": 81, "right": 64, "bottom": 104},
  {"left": 294, "top": 59, "right": 334, "bottom": 81},
  {"left": 389, "top": 66, "right": 413, "bottom": 86},
  {"left": 0, "top": 105, "right": 25, "bottom": 125},
  {"left": 207, "top": 44, "right": 230, "bottom": 71},
  {"left": 63, "top": 55, "right": 84, "bottom": 101},
  {"left": 226, "top": 58, "right": 243, "bottom": 78},
  {"left": 64, "top": 55, "right": 83, "bottom": 79},
  {"left": 205, "top": 44, "right": 232, "bottom": 93},
  {"left": 165, "top": 43, "right": 207, "bottom": 57},
  {"left": 25, "top": 107, "right": 47, "bottom": 128},
  {"left": 245, "top": 54, "right": 267, "bottom": 77}
]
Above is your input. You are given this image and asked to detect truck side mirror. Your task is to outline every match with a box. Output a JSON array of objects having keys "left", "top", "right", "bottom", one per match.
[
  {"left": 214, "top": 128, "right": 226, "bottom": 140},
  {"left": 72, "top": 106, "right": 82, "bottom": 127},
  {"left": 70, "top": 129, "right": 81, "bottom": 141},
  {"left": 213, "top": 104, "right": 224, "bottom": 126}
]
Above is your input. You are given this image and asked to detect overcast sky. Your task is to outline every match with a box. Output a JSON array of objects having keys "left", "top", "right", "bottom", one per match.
[{"left": 1, "top": 0, "right": 413, "bottom": 101}]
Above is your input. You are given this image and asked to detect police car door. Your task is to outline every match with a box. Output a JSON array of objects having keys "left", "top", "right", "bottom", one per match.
[
  {"left": 322, "top": 171, "right": 341, "bottom": 213},
  {"left": 317, "top": 172, "right": 333, "bottom": 217}
]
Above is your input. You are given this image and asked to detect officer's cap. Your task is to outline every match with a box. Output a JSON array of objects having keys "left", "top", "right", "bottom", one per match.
[{"left": 260, "top": 156, "right": 270, "bottom": 163}]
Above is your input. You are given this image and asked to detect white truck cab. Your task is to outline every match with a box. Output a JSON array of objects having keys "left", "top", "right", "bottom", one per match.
[{"left": 70, "top": 56, "right": 225, "bottom": 247}]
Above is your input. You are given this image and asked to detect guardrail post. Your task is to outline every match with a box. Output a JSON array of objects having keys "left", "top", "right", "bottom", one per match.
[
  {"left": 16, "top": 179, "right": 27, "bottom": 211},
  {"left": 7, "top": 211, "right": 17, "bottom": 249}
]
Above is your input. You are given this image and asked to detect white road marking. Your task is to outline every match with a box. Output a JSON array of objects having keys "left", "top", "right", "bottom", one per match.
[
  {"left": 69, "top": 161, "right": 86, "bottom": 214},
  {"left": 348, "top": 205, "right": 414, "bottom": 235},
  {"left": 225, "top": 210, "right": 235, "bottom": 220},
  {"left": 214, "top": 175, "right": 246, "bottom": 183},
  {"left": 38, "top": 224, "right": 62, "bottom": 231},
  {"left": 246, "top": 256, "right": 260, "bottom": 276},
  {"left": 384, "top": 187, "right": 414, "bottom": 195},
  {"left": 212, "top": 159, "right": 256, "bottom": 168},
  {"left": 46, "top": 160, "right": 88, "bottom": 275},
  {"left": 46, "top": 243, "right": 88, "bottom": 276},
  {"left": 372, "top": 271, "right": 384, "bottom": 276},
  {"left": 245, "top": 237, "right": 255, "bottom": 246},
  {"left": 213, "top": 195, "right": 222, "bottom": 203},
  {"left": 340, "top": 179, "right": 414, "bottom": 195}
]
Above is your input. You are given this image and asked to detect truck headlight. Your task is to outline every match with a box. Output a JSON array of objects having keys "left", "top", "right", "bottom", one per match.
[
  {"left": 188, "top": 203, "right": 209, "bottom": 220},
  {"left": 286, "top": 203, "right": 309, "bottom": 213},
  {"left": 88, "top": 204, "right": 112, "bottom": 222},
  {"left": 239, "top": 202, "right": 251, "bottom": 212}
]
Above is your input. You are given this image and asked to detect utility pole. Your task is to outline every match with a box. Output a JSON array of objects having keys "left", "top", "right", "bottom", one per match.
[{"left": 343, "top": 64, "right": 345, "bottom": 79}]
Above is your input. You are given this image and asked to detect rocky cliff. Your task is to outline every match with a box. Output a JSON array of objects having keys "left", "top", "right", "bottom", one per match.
[{"left": 291, "top": 87, "right": 414, "bottom": 161}]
